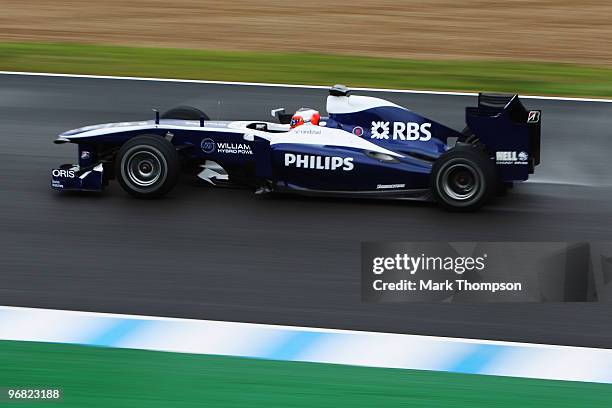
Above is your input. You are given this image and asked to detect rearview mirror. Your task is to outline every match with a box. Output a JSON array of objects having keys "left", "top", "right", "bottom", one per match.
[
  {"left": 271, "top": 108, "right": 293, "bottom": 125},
  {"left": 271, "top": 108, "right": 285, "bottom": 118}
]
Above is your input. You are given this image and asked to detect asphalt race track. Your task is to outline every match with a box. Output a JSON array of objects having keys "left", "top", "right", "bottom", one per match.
[{"left": 2, "top": 74, "right": 612, "bottom": 348}]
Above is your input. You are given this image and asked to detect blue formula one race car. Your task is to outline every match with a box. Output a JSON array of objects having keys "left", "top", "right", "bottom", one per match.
[{"left": 52, "top": 84, "right": 541, "bottom": 211}]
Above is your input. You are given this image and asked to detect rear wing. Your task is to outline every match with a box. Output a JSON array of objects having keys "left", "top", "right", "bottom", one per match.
[{"left": 466, "top": 93, "right": 541, "bottom": 181}]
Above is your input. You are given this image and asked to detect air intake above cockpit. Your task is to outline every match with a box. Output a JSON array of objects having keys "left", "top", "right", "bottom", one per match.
[{"left": 329, "top": 84, "right": 350, "bottom": 97}]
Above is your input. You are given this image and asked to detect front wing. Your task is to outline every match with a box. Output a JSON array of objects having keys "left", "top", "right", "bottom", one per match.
[{"left": 51, "top": 164, "right": 105, "bottom": 192}]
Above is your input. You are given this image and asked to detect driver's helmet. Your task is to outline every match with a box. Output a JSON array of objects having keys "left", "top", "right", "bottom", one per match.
[{"left": 290, "top": 108, "right": 320, "bottom": 129}]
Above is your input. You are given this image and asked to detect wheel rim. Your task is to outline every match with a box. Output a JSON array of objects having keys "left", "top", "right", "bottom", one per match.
[
  {"left": 121, "top": 146, "right": 167, "bottom": 192},
  {"left": 440, "top": 163, "right": 481, "bottom": 201}
]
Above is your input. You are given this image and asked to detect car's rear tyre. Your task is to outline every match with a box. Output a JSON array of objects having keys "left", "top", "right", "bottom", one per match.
[
  {"left": 431, "top": 145, "right": 497, "bottom": 211},
  {"left": 115, "top": 135, "right": 180, "bottom": 198},
  {"left": 161, "top": 106, "right": 210, "bottom": 121}
]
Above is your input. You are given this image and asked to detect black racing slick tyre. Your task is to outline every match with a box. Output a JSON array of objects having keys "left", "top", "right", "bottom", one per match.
[
  {"left": 115, "top": 135, "right": 180, "bottom": 198},
  {"left": 161, "top": 106, "right": 210, "bottom": 121},
  {"left": 431, "top": 145, "right": 497, "bottom": 211}
]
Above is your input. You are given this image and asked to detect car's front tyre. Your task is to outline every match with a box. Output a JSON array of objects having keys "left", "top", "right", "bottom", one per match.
[
  {"left": 161, "top": 106, "right": 209, "bottom": 121},
  {"left": 431, "top": 145, "right": 497, "bottom": 211},
  {"left": 115, "top": 135, "right": 180, "bottom": 198}
]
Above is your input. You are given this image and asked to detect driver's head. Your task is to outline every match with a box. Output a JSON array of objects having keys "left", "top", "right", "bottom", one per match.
[{"left": 290, "top": 108, "right": 320, "bottom": 129}]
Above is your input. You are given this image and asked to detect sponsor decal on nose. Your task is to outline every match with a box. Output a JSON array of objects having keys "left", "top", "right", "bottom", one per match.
[{"left": 200, "top": 138, "right": 216, "bottom": 153}]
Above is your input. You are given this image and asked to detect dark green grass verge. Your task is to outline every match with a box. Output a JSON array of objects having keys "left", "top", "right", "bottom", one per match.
[
  {"left": 1, "top": 42, "right": 611, "bottom": 98},
  {"left": 0, "top": 340, "right": 611, "bottom": 407}
]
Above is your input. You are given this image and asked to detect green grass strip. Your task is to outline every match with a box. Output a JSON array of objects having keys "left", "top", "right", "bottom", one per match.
[
  {"left": 0, "top": 340, "right": 611, "bottom": 407},
  {"left": 1, "top": 42, "right": 611, "bottom": 98}
]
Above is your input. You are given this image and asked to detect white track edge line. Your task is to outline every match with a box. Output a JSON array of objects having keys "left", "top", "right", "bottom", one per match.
[
  {"left": 1, "top": 71, "right": 611, "bottom": 103},
  {"left": 0, "top": 305, "right": 606, "bottom": 352}
]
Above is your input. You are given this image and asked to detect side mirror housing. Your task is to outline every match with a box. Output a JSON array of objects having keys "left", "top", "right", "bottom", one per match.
[{"left": 271, "top": 108, "right": 293, "bottom": 124}]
